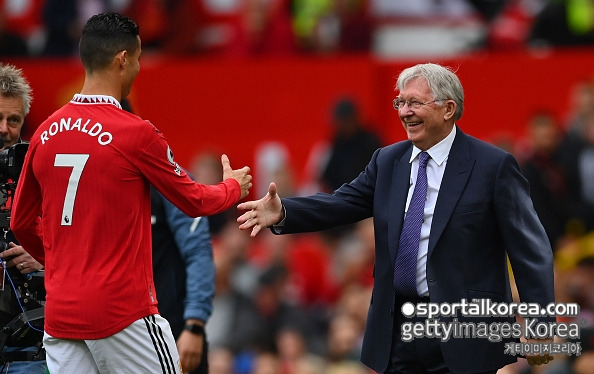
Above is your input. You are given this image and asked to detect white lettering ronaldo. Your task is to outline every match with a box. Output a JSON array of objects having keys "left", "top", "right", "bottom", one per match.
[{"left": 40, "top": 117, "right": 113, "bottom": 145}]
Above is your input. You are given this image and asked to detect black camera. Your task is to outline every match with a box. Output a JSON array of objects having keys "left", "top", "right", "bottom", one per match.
[
  {"left": 0, "top": 141, "right": 44, "bottom": 361},
  {"left": 0, "top": 142, "right": 29, "bottom": 229},
  {"left": 0, "top": 142, "right": 28, "bottom": 182}
]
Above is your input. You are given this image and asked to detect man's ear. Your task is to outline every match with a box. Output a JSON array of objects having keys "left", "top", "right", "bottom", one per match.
[
  {"left": 443, "top": 100, "right": 456, "bottom": 121},
  {"left": 115, "top": 50, "right": 128, "bottom": 68}
]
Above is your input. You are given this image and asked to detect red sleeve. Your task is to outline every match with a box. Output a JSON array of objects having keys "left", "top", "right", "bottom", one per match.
[{"left": 133, "top": 123, "right": 241, "bottom": 217}]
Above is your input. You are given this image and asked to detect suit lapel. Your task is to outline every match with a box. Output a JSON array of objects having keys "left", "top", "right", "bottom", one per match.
[
  {"left": 428, "top": 130, "right": 475, "bottom": 259},
  {"left": 388, "top": 146, "right": 413, "bottom": 265}
]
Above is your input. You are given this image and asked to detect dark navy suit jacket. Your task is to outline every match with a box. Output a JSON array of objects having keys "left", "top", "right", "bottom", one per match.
[{"left": 275, "top": 128, "right": 554, "bottom": 373}]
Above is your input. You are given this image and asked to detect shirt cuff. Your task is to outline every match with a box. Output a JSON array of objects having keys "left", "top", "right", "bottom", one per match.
[{"left": 271, "top": 205, "right": 286, "bottom": 233}]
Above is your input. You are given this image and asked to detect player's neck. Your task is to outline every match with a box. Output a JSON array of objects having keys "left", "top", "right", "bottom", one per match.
[{"left": 80, "top": 74, "right": 122, "bottom": 102}]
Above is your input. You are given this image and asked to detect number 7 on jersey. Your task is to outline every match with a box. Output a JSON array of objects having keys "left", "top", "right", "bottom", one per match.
[{"left": 54, "top": 154, "right": 90, "bottom": 226}]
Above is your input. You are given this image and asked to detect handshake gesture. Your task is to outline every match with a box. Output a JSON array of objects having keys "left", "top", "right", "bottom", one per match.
[
  {"left": 221, "top": 154, "right": 252, "bottom": 199},
  {"left": 237, "top": 182, "right": 284, "bottom": 237}
]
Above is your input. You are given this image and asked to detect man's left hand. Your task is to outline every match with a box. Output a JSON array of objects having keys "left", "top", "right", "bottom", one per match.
[
  {"left": 177, "top": 329, "right": 204, "bottom": 372},
  {"left": 526, "top": 338, "right": 555, "bottom": 366},
  {"left": 0, "top": 242, "right": 44, "bottom": 274}
]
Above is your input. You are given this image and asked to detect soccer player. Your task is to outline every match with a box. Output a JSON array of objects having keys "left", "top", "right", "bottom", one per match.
[{"left": 10, "top": 12, "right": 251, "bottom": 374}]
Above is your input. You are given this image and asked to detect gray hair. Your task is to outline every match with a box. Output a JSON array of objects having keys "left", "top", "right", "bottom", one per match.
[
  {"left": 396, "top": 63, "right": 464, "bottom": 121},
  {"left": 0, "top": 63, "right": 33, "bottom": 116}
]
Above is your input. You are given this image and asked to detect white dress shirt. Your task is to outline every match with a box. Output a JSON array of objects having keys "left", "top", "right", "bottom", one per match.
[{"left": 406, "top": 126, "right": 456, "bottom": 296}]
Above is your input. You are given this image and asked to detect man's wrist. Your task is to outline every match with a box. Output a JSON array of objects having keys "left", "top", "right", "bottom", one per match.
[
  {"left": 184, "top": 319, "right": 205, "bottom": 336},
  {"left": 272, "top": 205, "right": 287, "bottom": 228},
  {"left": 184, "top": 322, "right": 205, "bottom": 336}
]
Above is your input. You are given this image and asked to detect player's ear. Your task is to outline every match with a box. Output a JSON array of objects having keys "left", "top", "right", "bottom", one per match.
[{"left": 114, "top": 50, "right": 128, "bottom": 69}]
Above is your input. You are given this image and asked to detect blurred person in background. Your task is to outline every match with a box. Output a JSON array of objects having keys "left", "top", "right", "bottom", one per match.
[
  {"left": 561, "top": 257, "right": 594, "bottom": 326},
  {"left": 226, "top": 262, "right": 318, "bottom": 360},
  {"left": 325, "top": 312, "right": 366, "bottom": 368},
  {"left": 334, "top": 0, "right": 373, "bottom": 52},
  {"left": 0, "top": 12, "right": 28, "bottom": 57},
  {"left": 250, "top": 351, "right": 280, "bottom": 374},
  {"left": 255, "top": 142, "right": 296, "bottom": 200},
  {"left": 230, "top": 0, "right": 296, "bottom": 57},
  {"left": 248, "top": 225, "right": 338, "bottom": 313},
  {"left": 292, "top": 0, "right": 372, "bottom": 54},
  {"left": 529, "top": 0, "right": 594, "bottom": 48},
  {"left": 564, "top": 80, "right": 594, "bottom": 140},
  {"left": 317, "top": 98, "right": 382, "bottom": 242},
  {"left": 542, "top": 256, "right": 594, "bottom": 374},
  {"left": 150, "top": 0, "right": 296, "bottom": 56},
  {"left": 275, "top": 327, "right": 326, "bottom": 374},
  {"left": 206, "top": 218, "right": 260, "bottom": 352},
  {"left": 208, "top": 347, "right": 234, "bottom": 374},
  {"left": 40, "top": 0, "right": 81, "bottom": 56},
  {"left": 0, "top": 63, "right": 46, "bottom": 374},
  {"left": 151, "top": 185, "right": 214, "bottom": 374},
  {"left": 0, "top": 0, "right": 43, "bottom": 56},
  {"left": 319, "top": 97, "right": 382, "bottom": 193},
  {"left": 329, "top": 218, "right": 375, "bottom": 292},
  {"left": 292, "top": 0, "right": 337, "bottom": 52},
  {"left": 333, "top": 283, "right": 371, "bottom": 341},
  {"left": 520, "top": 110, "right": 570, "bottom": 251},
  {"left": 238, "top": 62, "right": 555, "bottom": 373},
  {"left": 485, "top": 0, "right": 547, "bottom": 51},
  {"left": 555, "top": 82, "right": 594, "bottom": 236},
  {"left": 252, "top": 142, "right": 340, "bottom": 312},
  {"left": 557, "top": 111, "right": 594, "bottom": 234}
]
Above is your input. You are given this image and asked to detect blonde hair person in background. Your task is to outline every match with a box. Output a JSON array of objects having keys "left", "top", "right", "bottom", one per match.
[{"left": 0, "top": 63, "right": 46, "bottom": 373}]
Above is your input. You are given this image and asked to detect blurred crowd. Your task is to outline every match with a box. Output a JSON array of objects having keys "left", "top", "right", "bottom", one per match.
[
  {"left": 186, "top": 97, "right": 380, "bottom": 374},
  {"left": 507, "top": 79, "right": 594, "bottom": 374},
  {"left": 3, "top": 0, "right": 594, "bottom": 58}
]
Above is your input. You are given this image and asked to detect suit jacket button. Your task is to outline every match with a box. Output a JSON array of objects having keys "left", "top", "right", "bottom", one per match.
[{"left": 389, "top": 309, "right": 394, "bottom": 316}]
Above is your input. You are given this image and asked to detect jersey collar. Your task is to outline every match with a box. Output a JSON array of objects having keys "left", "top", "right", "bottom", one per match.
[{"left": 71, "top": 94, "right": 122, "bottom": 110}]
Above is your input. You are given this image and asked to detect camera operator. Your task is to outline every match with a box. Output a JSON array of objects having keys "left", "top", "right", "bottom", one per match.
[{"left": 0, "top": 63, "right": 46, "bottom": 374}]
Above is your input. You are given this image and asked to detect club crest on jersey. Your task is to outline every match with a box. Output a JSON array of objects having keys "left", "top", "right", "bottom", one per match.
[{"left": 167, "top": 146, "right": 182, "bottom": 176}]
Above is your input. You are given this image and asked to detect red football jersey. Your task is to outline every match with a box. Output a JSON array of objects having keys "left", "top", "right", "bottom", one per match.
[{"left": 11, "top": 94, "right": 240, "bottom": 339}]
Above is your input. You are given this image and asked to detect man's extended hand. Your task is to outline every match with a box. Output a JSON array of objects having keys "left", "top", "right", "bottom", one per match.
[
  {"left": 237, "top": 182, "right": 284, "bottom": 237},
  {"left": 221, "top": 154, "right": 252, "bottom": 199}
]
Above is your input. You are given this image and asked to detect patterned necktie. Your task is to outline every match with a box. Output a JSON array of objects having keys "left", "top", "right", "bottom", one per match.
[{"left": 394, "top": 151, "right": 430, "bottom": 297}]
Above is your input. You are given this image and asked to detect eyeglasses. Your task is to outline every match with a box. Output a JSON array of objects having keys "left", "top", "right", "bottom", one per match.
[{"left": 392, "top": 98, "right": 443, "bottom": 110}]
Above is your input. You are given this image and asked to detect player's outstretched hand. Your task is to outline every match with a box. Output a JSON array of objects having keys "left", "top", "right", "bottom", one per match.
[
  {"left": 221, "top": 154, "right": 252, "bottom": 199},
  {"left": 237, "top": 182, "right": 283, "bottom": 237}
]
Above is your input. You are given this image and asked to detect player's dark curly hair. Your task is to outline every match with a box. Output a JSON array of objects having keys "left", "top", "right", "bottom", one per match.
[{"left": 79, "top": 12, "right": 140, "bottom": 74}]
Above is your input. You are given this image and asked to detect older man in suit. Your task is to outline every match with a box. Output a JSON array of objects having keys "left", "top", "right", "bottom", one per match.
[{"left": 237, "top": 63, "right": 555, "bottom": 374}]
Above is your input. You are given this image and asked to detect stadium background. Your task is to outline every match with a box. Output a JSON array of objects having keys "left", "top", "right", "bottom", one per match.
[{"left": 5, "top": 48, "right": 594, "bottom": 198}]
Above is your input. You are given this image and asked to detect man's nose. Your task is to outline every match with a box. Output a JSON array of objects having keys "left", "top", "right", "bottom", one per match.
[{"left": 0, "top": 119, "right": 8, "bottom": 134}]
